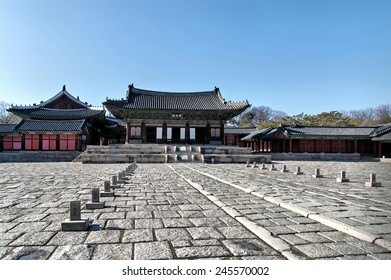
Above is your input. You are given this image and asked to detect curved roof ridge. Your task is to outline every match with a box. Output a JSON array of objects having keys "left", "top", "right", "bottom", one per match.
[
  {"left": 39, "top": 86, "right": 90, "bottom": 108},
  {"left": 131, "top": 86, "right": 216, "bottom": 97},
  {"left": 9, "top": 86, "right": 92, "bottom": 109}
]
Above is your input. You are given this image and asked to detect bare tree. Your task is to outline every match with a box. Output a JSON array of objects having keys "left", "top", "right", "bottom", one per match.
[
  {"left": 0, "top": 101, "right": 21, "bottom": 124},
  {"left": 375, "top": 104, "right": 391, "bottom": 124}
]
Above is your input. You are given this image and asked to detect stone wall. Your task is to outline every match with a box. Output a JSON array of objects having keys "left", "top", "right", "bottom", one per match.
[{"left": 0, "top": 151, "right": 81, "bottom": 162}]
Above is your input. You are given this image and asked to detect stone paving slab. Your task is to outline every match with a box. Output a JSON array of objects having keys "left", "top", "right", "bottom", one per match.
[
  {"left": 1, "top": 161, "right": 391, "bottom": 260},
  {"left": 170, "top": 161, "right": 391, "bottom": 259},
  {"left": 0, "top": 162, "right": 283, "bottom": 260}
]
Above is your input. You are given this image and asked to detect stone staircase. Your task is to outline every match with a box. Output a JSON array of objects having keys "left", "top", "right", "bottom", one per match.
[
  {"left": 79, "top": 144, "right": 271, "bottom": 164},
  {"left": 79, "top": 144, "right": 166, "bottom": 163}
]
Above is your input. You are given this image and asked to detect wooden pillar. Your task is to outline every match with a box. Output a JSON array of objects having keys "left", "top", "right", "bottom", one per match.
[
  {"left": 38, "top": 134, "right": 43, "bottom": 150},
  {"left": 21, "top": 134, "right": 25, "bottom": 150},
  {"left": 56, "top": 134, "right": 60, "bottom": 150},
  {"left": 379, "top": 142, "right": 382, "bottom": 157},
  {"left": 304, "top": 139, "right": 307, "bottom": 152},
  {"left": 0, "top": 136, "right": 3, "bottom": 152},
  {"left": 220, "top": 122, "right": 224, "bottom": 144},
  {"left": 125, "top": 122, "right": 130, "bottom": 144},
  {"left": 354, "top": 139, "right": 358, "bottom": 153},
  {"left": 141, "top": 121, "right": 146, "bottom": 143},
  {"left": 162, "top": 122, "right": 167, "bottom": 143},
  {"left": 373, "top": 141, "right": 377, "bottom": 157},
  {"left": 338, "top": 138, "right": 341, "bottom": 153},
  {"left": 289, "top": 138, "right": 292, "bottom": 153},
  {"left": 185, "top": 122, "right": 190, "bottom": 144},
  {"left": 205, "top": 123, "right": 211, "bottom": 144},
  {"left": 322, "top": 138, "right": 325, "bottom": 153}
]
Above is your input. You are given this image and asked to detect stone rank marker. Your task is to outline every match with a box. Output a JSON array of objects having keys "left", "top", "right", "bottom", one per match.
[
  {"left": 252, "top": 161, "right": 257, "bottom": 168},
  {"left": 100, "top": 180, "right": 114, "bottom": 197},
  {"left": 294, "top": 166, "right": 303, "bottom": 175},
  {"left": 86, "top": 188, "right": 105, "bottom": 209},
  {"left": 312, "top": 168, "right": 323, "bottom": 178},
  {"left": 111, "top": 175, "right": 121, "bottom": 188},
  {"left": 269, "top": 163, "right": 277, "bottom": 171},
  {"left": 117, "top": 172, "right": 126, "bottom": 184},
  {"left": 125, "top": 166, "right": 134, "bottom": 176},
  {"left": 281, "top": 164, "right": 289, "bottom": 172},
  {"left": 61, "top": 201, "right": 89, "bottom": 231},
  {"left": 365, "top": 173, "right": 381, "bottom": 187},
  {"left": 337, "top": 171, "right": 349, "bottom": 182},
  {"left": 260, "top": 163, "right": 268, "bottom": 170},
  {"left": 121, "top": 170, "right": 129, "bottom": 182},
  {"left": 245, "top": 161, "right": 250, "bottom": 167}
]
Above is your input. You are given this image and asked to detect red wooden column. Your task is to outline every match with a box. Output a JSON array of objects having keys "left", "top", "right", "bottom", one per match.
[
  {"left": 220, "top": 122, "right": 224, "bottom": 144},
  {"left": 162, "top": 122, "right": 167, "bottom": 143},
  {"left": 205, "top": 123, "right": 211, "bottom": 144},
  {"left": 141, "top": 121, "right": 147, "bottom": 143},
  {"left": 289, "top": 138, "right": 292, "bottom": 153},
  {"left": 304, "top": 139, "right": 307, "bottom": 152},
  {"left": 338, "top": 138, "right": 341, "bottom": 153},
  {"left": 185, "top": 122, "right": 190, "bottom": 144},
  {"left": 125, "top": 122, "right": 130, "bottom": 144}
]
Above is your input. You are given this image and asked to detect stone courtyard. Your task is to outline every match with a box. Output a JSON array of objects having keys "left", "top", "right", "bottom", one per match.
[{"left": 0, "top": 160, "right": 390, "bottom": 260}]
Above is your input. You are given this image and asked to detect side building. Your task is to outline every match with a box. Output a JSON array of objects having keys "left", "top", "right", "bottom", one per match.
[
  {"left": 241, "top": 124, "right": 391, "bottom": 157},
  {"left": 103, "top": 84, "right": 250, "bottom": 145},
  {"left": 0, "top": 86, "right": 106, "bottom": 152}
]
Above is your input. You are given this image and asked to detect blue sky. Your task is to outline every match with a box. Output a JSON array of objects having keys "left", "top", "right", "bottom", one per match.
[{"left": 0, "top": 0, "right": 390, "bottom": 115}]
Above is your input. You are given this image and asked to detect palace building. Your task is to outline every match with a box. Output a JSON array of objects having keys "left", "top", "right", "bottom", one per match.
[
  {"left": 1, "top": 84, "right": 390, "bottom": 159},
  {"left": 0, "top": 86, "right": 106, "bottom": 152},
  {"left": 103, "top": 84, "right": 250, "bottom": 145}
]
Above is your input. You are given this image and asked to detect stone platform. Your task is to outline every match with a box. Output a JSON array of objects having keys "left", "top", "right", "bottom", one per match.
[
  {"left": 0, "top": 161, "right": 390, "bottom": 260},
  {"left": 79, "top": 144, "right": 271, "bottom": 164}
]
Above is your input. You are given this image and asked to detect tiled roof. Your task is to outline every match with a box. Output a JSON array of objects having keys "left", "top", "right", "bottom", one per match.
[
  {"left": 372, "top": 132, "right": 391, "bottom": 142},
  {"left": 282, "top": 125, "right": 376, "bottom": 138},
  {"left": 260, "top": 128, "right": 278, "bottom": 140},
  {"left": 8, "top": 107, "right": 104, "bottom": 120},
  {"left": 104, "top": 85, "right": 250, "bottom": 112},
  {"left": 8, "top": 86, "right": 104, "bottom": 120},
  {"left": 15, "top": 119, "right": 86, "bottom": 133},
  {"left": 0, "top": 124, "right": 17, "bottom": 135},
  {"left": 370, "top": 123, "right": 391, "bottom": 137},
  {"left": 241, "top": 127, "right": 273, "bottom": 141},
  {"left": 371, "top": 123, "right": 391, "bottom": 142},
  {"left": 224, "top": 127, "right": 257, "bottom": 134}
]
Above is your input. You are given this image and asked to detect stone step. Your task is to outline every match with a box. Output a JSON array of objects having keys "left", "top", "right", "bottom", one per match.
[
  {"left": 203, "top": 154, "right": 272, "bottom": 164},
  {"left": 79, "top": 144, "right": 263, "bottom": 164},
  {"left": 81, "top": 154, "right": 166, "bottom": 164}
]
